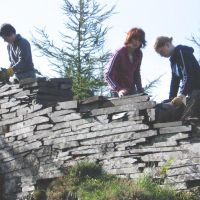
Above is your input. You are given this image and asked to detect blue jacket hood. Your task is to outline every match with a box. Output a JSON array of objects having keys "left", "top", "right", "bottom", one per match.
[
  {"left": 175, "top": 45, "right": 194, "bottom": 53},
  {"left": 170, "top": 45, "right": 194, "bottom": 63}
]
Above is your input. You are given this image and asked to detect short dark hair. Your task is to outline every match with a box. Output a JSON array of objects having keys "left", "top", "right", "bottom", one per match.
[{"left": 0, "top": 23, "right": 16, "bottom": 37}]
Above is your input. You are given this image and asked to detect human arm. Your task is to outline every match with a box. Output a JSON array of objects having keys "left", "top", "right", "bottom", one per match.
[
  {"left": 179, "top": 49, "right": 198, "bottom": 96},
  {"left": 134, "top": 51, "right": 144, "bottom": 93},
  {"left": 104, "top": 50, "right": 123, "bottom": 92},
  {"left": 169, "top": 71, "right": 180, "bottom": 100},
  {"left": 10, "top": 39, "right": 33, "bottom": 73}
]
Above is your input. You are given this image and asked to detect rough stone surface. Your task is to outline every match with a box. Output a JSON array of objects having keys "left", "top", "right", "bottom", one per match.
[{"left": 0, "top": 81, "right": 199, "bottom": 200}]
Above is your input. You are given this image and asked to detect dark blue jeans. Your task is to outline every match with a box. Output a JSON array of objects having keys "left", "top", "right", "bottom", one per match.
[{"left": 15, "top": 70, "right": 36, "bottom": 81}]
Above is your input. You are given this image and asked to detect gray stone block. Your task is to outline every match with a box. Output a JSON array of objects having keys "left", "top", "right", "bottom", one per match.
[
  {"left": 1, "top": 157, "right": 24, "bottom": 173},
  {"left": 129, "top": 146, "right": 181, "bottom": 154},
  {"left": 27, "top": 130, "right": 53, "bottom": 141},
  {"left": 52, "top": 122, "right": 70, "bottom": 131},
  {"left": 106, "top": 166, "right": 140, "bottom": 175},
  {"left": 68, "top": 124, "right": 149, "bottom": 143},
  {"left": 9, "top": 116, "right": 49, "bottom": 131},
  {"left": 94, "top": 115, "right": 109, "bottom": 123},
  {"left": 167, "top": 165, "right": 200, "bottom": 176},
  {"left": 69, "top": 118, "right": 93, "bottom": 127},
  {"left": 102, "top": 157, "right": 137, "bottom": 167},
  {"left": 0, "top": 100, "right": 20, "bottom": 109},
  {"left": 81, "top": 130, "right": 154, "bottom": 146},
  {"left": 10, "top": 104, "right": 27, "bottom": 112},
  {"left": 181, "top": 143, "right": 200, "bottom": 154},
  {"left": 48, "top": 109, "right": 75, "bottom": 118},
  {"left": 152, "top": 141, "right": 178, "bottom": 147},
  {"left": 116, "top": 138, "right": 146, "bottom": 150},
  {"left": 13, "top": 141, "right": 42, "bottom": 154},
  {"left": 153, "top": 121, "right": 182, "bottom": 128},
  {"left": 166, "top": 173, "right": 200, "bottom": 183},
  {"left": 0, "top": 88, "right": 23, "bottom": 97},
  {"left": 5, "top": 126, "right": 35, "bottom": 137},
  {"left": 159, "top": 125, "right": 192, "bottom": 134},
  {"left": 44, "top": 136, "right": 71, "bottom": 145},
  {"left": 92, "top": 101, "right": 156, "bottom": 116},
  {"left": 159, "top": 157, "right": 200, "bottom": 168},
  {"left": 37, "top": 124, "right": 53, "bottom": 130},
  {"left": 141, "top": 151, "right": 187, "bottom": 162},
  {"left": 0, "top": 149, "right": 14, "bottom": 160},
  {"left": 53, "top": 128, "right": 71, "bottom": 136},
  {"left": 50, "top": 113, "right": 81, "bottom": 123},
  {"left": 13, "top": 90, "right": 30, "bottom": 98},
  {"left": 168, "top": 133, "right": 189, "bottom": 141},
  {"left": 91, "top": 105, "right": 138, "bottom": 116},
  {"left": 38, "top": 170, "right": 63, "bottom": 179},
  {"left": 81, "top": 132, "right": 136, "bottom": 145},
  {"left": 35, "top": 146, "right": 52, "bottom": 158},
  {"left": 17, "top": 131, "right": 34, "bottom": 140},
  {"left": 102, "top": 95, "right": 150, "bottom": 107},
  {"left": 71, "top": 147, "right": 101, "bottom": 155},
  {"left": 56, "top": 100, "right": 78, "bottom": 110},
  {"left": 24, "top": 107, "right": 52, "bottom": 119},
  {"left": 0, "top": 108, "right": 11, "bottom": 115},
  {"left": 53, "top": 141, "right": 79, "bottom": 149},
  {"left": 0, "top": 115, "right": 23, "bottom": 127},
  {"left": 0, "top": 98, "right": 9, "bottom": 104},
  {"left": 0, "top": 84, "right": 11, "bottom": 93},
  {"left": 91, "top": 120, "right": 138, "bottom": 131},
  {"left": 16, "top": 104, "right": 43, "bottom": 116},
  {"left": 2, "top": 112, "right": 16, "bottom": 120},
  {"left": 72, "top": 122, "right": 100, "bottom": 131}
]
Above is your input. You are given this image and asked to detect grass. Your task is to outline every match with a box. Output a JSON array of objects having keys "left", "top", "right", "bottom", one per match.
[{"left": 31, "top": 161, "right": 198, "bottom": 200}]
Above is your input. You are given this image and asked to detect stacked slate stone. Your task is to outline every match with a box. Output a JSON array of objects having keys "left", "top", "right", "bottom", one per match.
[
  {"left": 0, "top": 86, "right": 199, "bottom": 199},
  {"left": 36, "top": 78, "right": 73, "bottom": 105},
  {"left": 0, "top": 77, "right": 73, "bottom": 106},
  {"left": 77, "top": 95, "right": 195, "bottom": 190}
]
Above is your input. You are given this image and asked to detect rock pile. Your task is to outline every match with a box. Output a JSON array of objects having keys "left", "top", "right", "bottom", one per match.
[{"left": 0, "top": 81, "right": 199, "bottom": 200}]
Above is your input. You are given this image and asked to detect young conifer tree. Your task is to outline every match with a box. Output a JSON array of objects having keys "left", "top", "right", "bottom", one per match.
[{"left": 32, "top": 0, "right": 115, "bottom": 99}]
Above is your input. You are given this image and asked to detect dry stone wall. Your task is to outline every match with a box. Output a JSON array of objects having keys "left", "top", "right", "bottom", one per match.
[{"left": 0, "top": 80, "right": 199, "bottom": 200}]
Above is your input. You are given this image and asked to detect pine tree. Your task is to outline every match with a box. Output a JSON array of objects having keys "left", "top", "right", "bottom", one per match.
[{"left": 32, "top": 0, "right": 115, "bottom": 99}]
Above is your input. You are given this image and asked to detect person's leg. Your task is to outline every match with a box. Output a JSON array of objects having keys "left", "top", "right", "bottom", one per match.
[{"left": 15, "top": 71, "right": 37, "bottom": 85}]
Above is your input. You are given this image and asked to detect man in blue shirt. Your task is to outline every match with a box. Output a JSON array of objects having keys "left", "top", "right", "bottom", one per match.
[{"left": 0, "top": 23, "right": 36, "bottom": 82}]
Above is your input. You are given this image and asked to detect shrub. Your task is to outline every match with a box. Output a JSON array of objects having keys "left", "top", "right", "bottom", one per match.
[{"left": 31, "top": 161, "right": 198, "bottom": 200}]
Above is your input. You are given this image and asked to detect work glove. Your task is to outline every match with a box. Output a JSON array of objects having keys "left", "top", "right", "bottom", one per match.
[
  {"left": 6, "top": 67, "right": 14, "bottom": 77},
  {"left": 171, "top": 95, "right": 186, "bottom": 106}
]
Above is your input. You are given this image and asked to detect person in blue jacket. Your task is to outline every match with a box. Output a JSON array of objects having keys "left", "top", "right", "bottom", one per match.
[
  {"left": 154, "top": 36, "right": 200, "bottom": 106},
  {"left": 0, "top": 23, "right": 36, "bottom": 81}
]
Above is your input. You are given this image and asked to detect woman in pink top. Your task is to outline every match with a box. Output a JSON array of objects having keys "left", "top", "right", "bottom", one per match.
[{"left": 105, "top": 27, "right": 146, "bottom": 97}]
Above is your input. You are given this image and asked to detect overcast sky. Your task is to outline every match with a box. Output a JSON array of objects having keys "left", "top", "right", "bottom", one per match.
[{"left": 0, "top": 0, "right": 200, "bottom": 102}]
